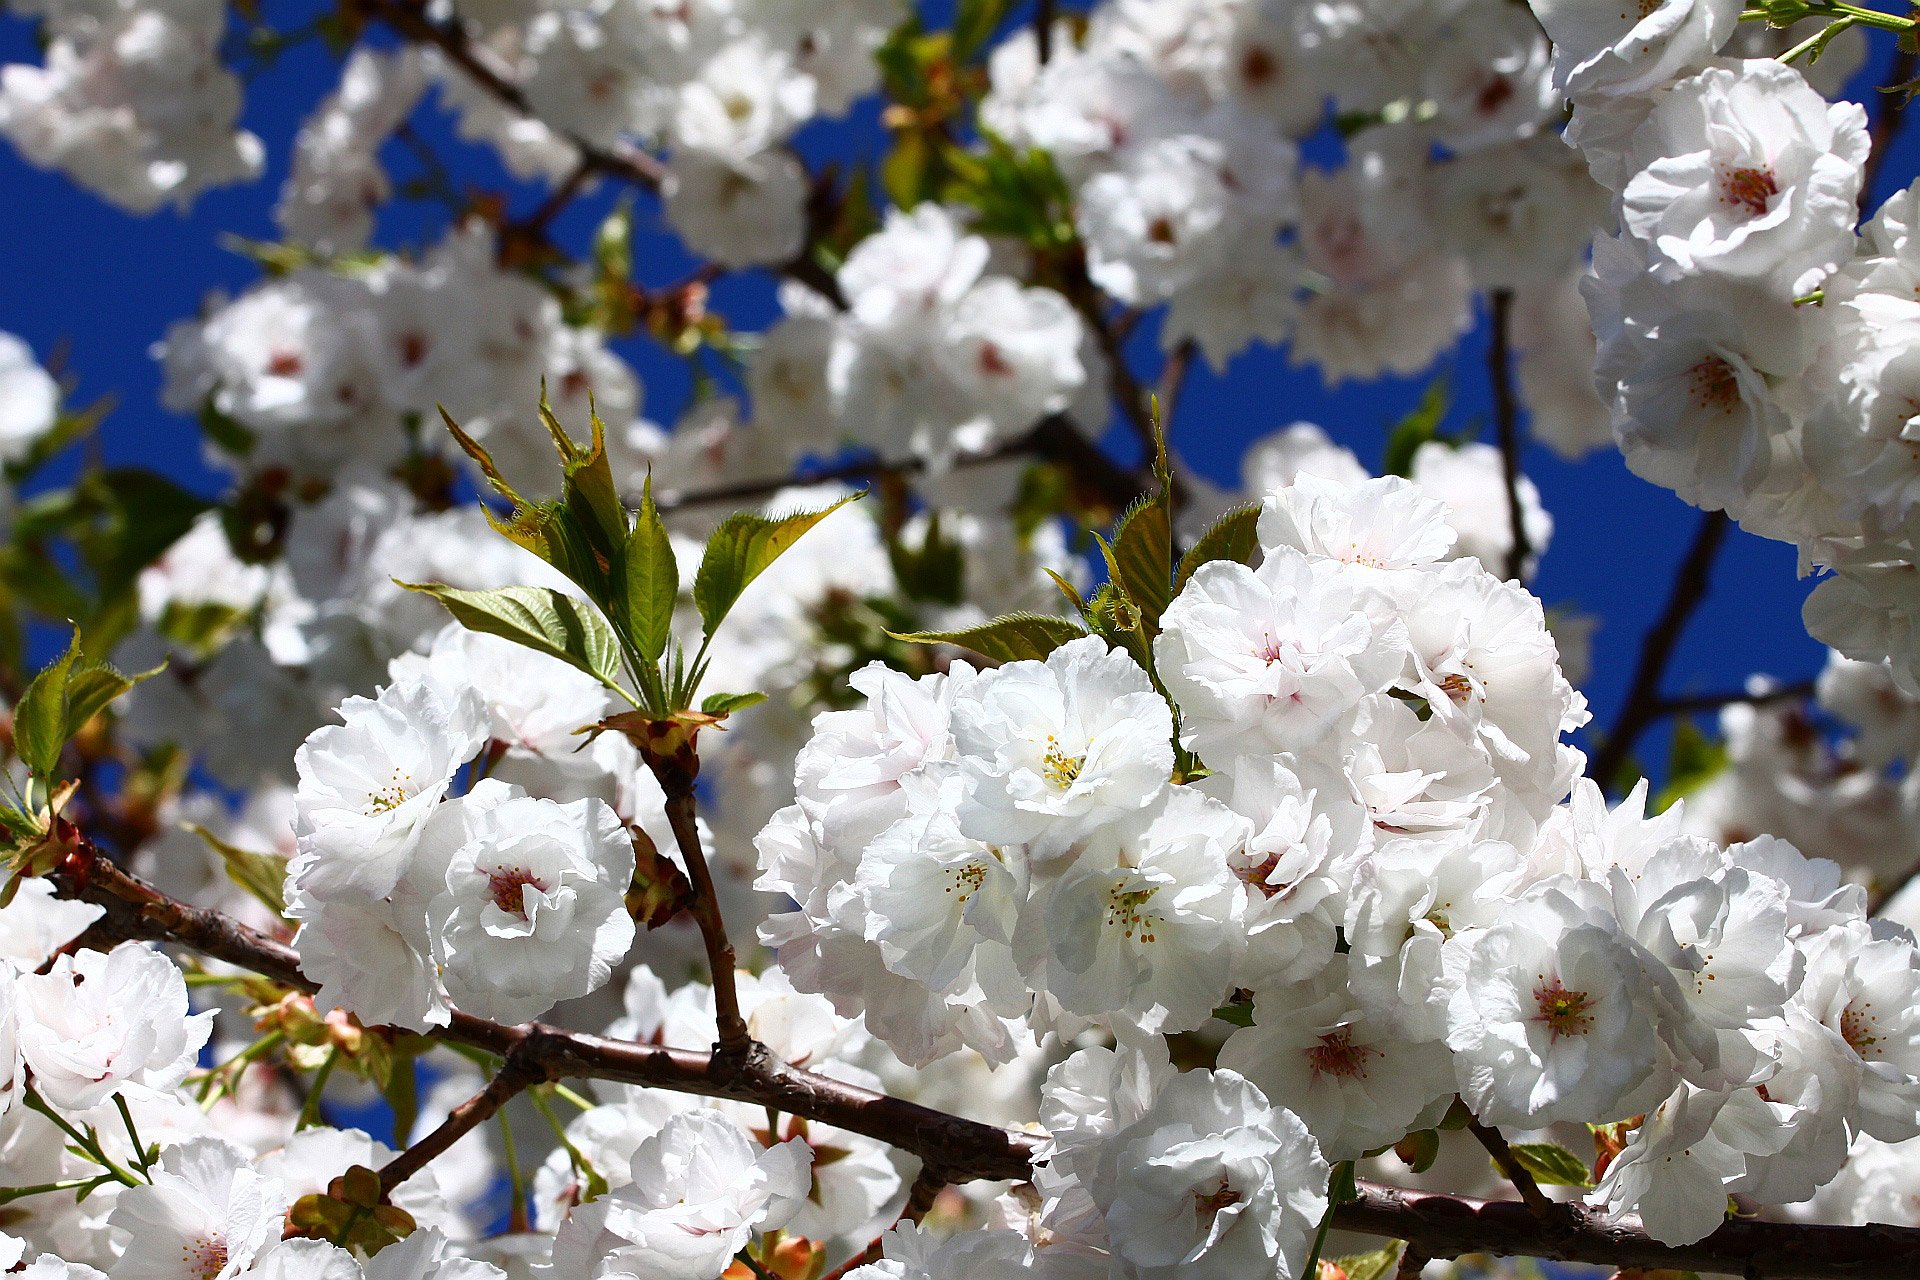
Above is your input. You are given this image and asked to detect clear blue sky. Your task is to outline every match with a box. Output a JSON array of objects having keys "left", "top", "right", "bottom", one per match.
[{"left": 2, "top": 2, "right": 1913, "bottom": 779}]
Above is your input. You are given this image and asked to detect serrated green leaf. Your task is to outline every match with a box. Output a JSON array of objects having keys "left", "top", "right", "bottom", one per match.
[
  {"left": 1111, "top": 491, "right": 1173, "bottom": 636},
  {"left": 890, "top": 613, "right": 1086, "bottom": 665},
  {"left": 399, "top": 582, "right": 626, "bottom": 696},
  {"left": 15, "top": 631, "right": 81, "bottom": 778},
  {"left": 62, "top": 659, "right": 163, "bottom": 739},
  {"left": 623, "top": 476, "right": 678, "bottom": 665},
  {"left": 1507, "top": 1141, "right": 1594, "bottom": 1189},
  {"left": 185, "top": 822, "right": 289, "bottom": 917},
  {"left": 693, "top": 491, "right": 865, "bottom": 636},
  {"left": 700, "top": 691, "right": 768, "bottom": 715},
  {"left": 1332, "top": 1243, "right": 1404, "bottom": 1280},
  {"left": 1174, "top": 504, "right": 1261, "bottom": 592}
]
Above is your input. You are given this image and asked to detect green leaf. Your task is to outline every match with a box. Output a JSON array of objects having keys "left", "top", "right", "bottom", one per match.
[
  {"left": 1394, "top": 1129, "right": 1440, "bottom": 1174},
  {"left": 888, "top": 511, "right": 967, "bottom": 605},
  {"left": 952, "top": 0, "right": 1015, "bottom": 59},
  {"left": 199, "top": 396, "right": 256, "bottom": 457},
  {"left": 1331, "top": 1243, "right": 1404, "bottom": 1280},
  {"left": 1382, "top": 375, "right": 1451, "bottom": 478},
  {"left": 693, "top": 491, "right": 865, "bottom": 636},
  {"left": 890, "top": 613, "right": 1086, "bottom": 665},
  {"left": 1175, "top": 505, "right": 1261, "bottom": 592},
  {"left": 1655, "top": 717, "right": 1728, "bottom": 813},
  {"left": 399, "top": 582, "right": 626, "bottom": 695},
  {"left": 1110, "top": 492, "right": 1173, "bottom": 635},
  {"left": 1507, "top": 1141, "right": 1595, "bottom": 1189},
  {"left": 62, "top": 659, "right": 164, "bottom": 739},
  {"left": 700, "top": 691, "right": 768, "bottom": 716},
  {"left": 14, "top": 631, "right": 81, "bottom": 778},
  {"left": 1210, "top": 1000, "right": 1255, "bottom": 1029},
  {"left": 541, "top": 398, "right": 629, "bottom": 584},
  {"left": 185, "top": 822, "right": 289, "bottom": 918},
  {"left": 623, "top": 475, "right": 678, "bottom": 664}
]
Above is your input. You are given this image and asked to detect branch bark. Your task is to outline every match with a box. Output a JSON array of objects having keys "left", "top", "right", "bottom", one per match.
[
  {"left": 1588, "top": 509, "right": 1731, "bottom": 793},
  {"left": 1487, "top": 288, "right": 1532, "bottom": 584},
  {"left": 45, "top": 846, "right": 1920, "bottom": 1277}
]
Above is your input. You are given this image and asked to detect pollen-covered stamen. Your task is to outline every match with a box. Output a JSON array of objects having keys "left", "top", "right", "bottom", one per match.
[
  {"left": 183, "top": 1234, "right": 229, "bottom": 1280},
  {"left": 1841, "top": 1001, "right": 1882, "bottom": 1058},
  {"left": 1686, "top": 356, "right": 1741, "bottom": 414},
  {"left": 365, "top": 766, "right": 414, "bottom": 814},
  {"left": 1438, "top": 672, "right": 1475, "bottom": 702},
  {"left": 1106, "top": 883, "right": 1162, "bottom": 942},
  {"left": 1041, "top": 734, "right": 1085, "bottom": 788},
  {"left": 1193, "top": 1176, "right": 1242, "bottom": 1223},
  {"left": 1533, "top": 975, "right": 1595, "bottom": 1040},
  {"left": 1304, "top": 1027, "right": 1381, "bottom": 1080},
  {"left": 487, "top": 867, "right": 548, "bottom": 919},
  {"left": 1719, "top": 165, "right": 1779, "bottom": 217},
  {"left": 944, "top": 861, "right": 988, "bottom": 903},
  {"left": 1236, "top": 851, "right": 1288, "bottom": 899}
]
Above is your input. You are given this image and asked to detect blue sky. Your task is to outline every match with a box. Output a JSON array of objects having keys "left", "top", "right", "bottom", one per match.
[{"left": 2, "top": 2, "right": 1914, "bottom": 779}]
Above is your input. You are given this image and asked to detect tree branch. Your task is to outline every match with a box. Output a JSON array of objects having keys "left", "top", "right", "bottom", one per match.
[
  {"left": 1649, "top": 679, "right": 1816, "bottom": 721},
  {"left": 1465, "top": 1117, "right": 1555, "bottom": 1221},
  {"left": 662, "top": 787, "right": 749, "bottom": 1055},
  {"left": 1487, "top": 288, "right": 1531, "bottom": 583},
  {"left": 47, "top": 846, "right": 1920, "bottom": 1277},
  {"left": 1587, "top": 509, "right": 1731, "bottom": 793},
  {"left": 379, "top": 1042, "right": 548, "bottom": 1194}
]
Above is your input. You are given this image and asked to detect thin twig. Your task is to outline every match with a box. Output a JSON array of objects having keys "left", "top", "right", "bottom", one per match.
[
  {"left": 820, "top": 1165, "right": 949, "bottom": 1280},
  {"left": 1155, "top": 338, "right": 1197, "bottom": 435},
  {"left": 1649, "top": 679, "right": 1817, "bottom": 720},
  {"left": 1396, "top": 1245, "right": 1431, "bottom": 1279},
  {"left": 1036, "top": 0, "right": 1057, "bottom": 63},
  {"left": 662, "top": 788, "right": 748, "bottom": 1054},
  {"left": 1863, "top": 48, "right": 1918, "bottom": 215},
  {"left": 1466, "top": 1117, "right": 1556, "bottom": 1222},
  {"left": 1487, "top": 288, "right": 1531, "bottom": 583},
  {"left": 378, "top": 1038, "right": 550, "bottom": 1194},
  {"left": 1587, "top": 510, "right": 1731, "bottom": 793}
]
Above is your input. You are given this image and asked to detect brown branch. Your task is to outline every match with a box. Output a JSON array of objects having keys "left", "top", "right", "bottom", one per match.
[
  {"left": 359, "top": 0, "right": 666, "bottom": 191},
  {"left": 1035, "top": 0, "right": 1057, "bottom": 64},
  {"left": 1650, "top": 679, "right": 1817, "bottom": 721},
  {"left": 1587, "top": 509, "right": 1731, "bottom": 793},
  {"left": 1394, "top": 1245, "right": 1428, "bottom": 1279},
  {"left": 820, "top": 1165, "right": 948, "bottom": 1280},
  {"left": 1336, "top": 1181, "right": 1920, "bottom": 1279},
  {"left": 1155, "top": 338, "right": 1197, "bottom": 435},
  {"left": 653, "top": 414, "right": 1149, "bottom": 521},
  {"left": 1487, "top": 288, "right": 1531, "bottom": 583},
  {"left": 1466, "top": 1117, "right": 1555, "bottom": 1222},
  {"left": 379, "top": 1042, "right": 548, "bottom": 1194},
  {"left": 50, "top": 842, "right": 1920, "bottom": 1276},
  {"left": 1862, "top": 48, "right": 1917, "bottom": 216},
  {"left": 661, "top": 787, "right": 748, "bottom": 1055}
]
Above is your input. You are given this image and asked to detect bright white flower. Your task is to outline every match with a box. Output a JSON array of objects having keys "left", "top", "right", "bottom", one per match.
[
  {"left": 0, "top": 331, "right": 57, "bottom": 463},
  {"left": 1795, "top": 919, "right": 1920, "bottom": 1141},
  {"left": 248, "top": 1240, "right": 362, "bottom": 1280},
  {"left": 1156, "top": 547, "right": 1406, "bottom": 762},
  {"left": 290, "top": 675, "right": 489, "bottom": 898},
  {"left": 1219, "top": 955, "right": 1454, "bottom": 1161},
  {"left": 549, "top": 1109, "right": 810, "bottom": 1280},
  {"left": 663, "top": 148, "right": 808, "bottom": 269},
  {"left": 1446, "top": 886, "right": 1668, "bottom": 1126},
  {"left": 287, "top": 887, "right": 448, "bottom": 1033},
  {"left": 1256, "top": 474, "right": 1457, "bottom": 579},
  {"left": 836, "top": 1223, "right": 1034, "bottom": 1280},
  {"left": 106, "top": 1137, "right": 290, "bottom": 1280},
  {"left": 0, "top": 970, "right": 18, "bottom": 1119},
  {"left": 936, "top": 278, "right": 1086, "bottom": 435},
  {"left": 1339, "top": 697, "right": 1499, "bottom": 847},
  {"left": 1239, "top": 423, "right": 1370, "bottom": 494},
  {"left": 838, "top": 204, "right": 989, "bottom": 339},
  {"left": 1064, "top": 1060, "right": 1329, "bottom": 1280},
  {"left": 951, "top": 635, "right": 1174, "bottom": 856},
  {"left": 1015, "top": 785, "right": 1245, "bottom": 1032},
  {"left": 1621, "top": 60, "right": 1869, "bottom": 297},
  {"left": 362, "top": 1227, "right": 507, "bottom": 1280},
  {"left": 394, "top": 625, "right": 610, "bottom": 760},
  {"left": 1529, "top": 0, "right": 1742, "bottom": 98},
  {"left": 1408, "top": 443, "right": 1555, "bottom": 580},
  {"left": 15, "top": 942, "right": 214, "bottom": 1111},
  {"left": 671, "top": 36, "right": 816, "bottom": 157},
  {"left": 258, "top": 1128, "right": 465, "bottom": 1243},
  {"left": 1591, "top": 1082, "right": 1795, "bottom": 1245},
  {"left": 424, "top": 779, "right": 637, "bottom": 1024},
  {"left": 0, "top": 876, "right": 102, "bottom": 972},
  {"left": 855, "top": 780, "right": 1027, "bottom": 1005}
]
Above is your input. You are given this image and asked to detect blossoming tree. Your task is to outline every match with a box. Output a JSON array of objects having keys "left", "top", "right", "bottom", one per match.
[{"left": 4, "top": 1, "right": 1920, "bottom": 1278}]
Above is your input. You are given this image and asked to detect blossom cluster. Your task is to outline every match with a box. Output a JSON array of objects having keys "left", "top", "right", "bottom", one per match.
[{"left": 764, "top": 471, "right": 1920, "bottom": 1252}]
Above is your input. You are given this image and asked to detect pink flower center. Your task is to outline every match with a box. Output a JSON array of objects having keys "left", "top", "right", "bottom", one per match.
[
  {"left": 1719, "top": 166, "right": 1779, "bottom": 217},
  {"left": 488, "top": 867, "right": 548, "bottom": 918},
  {"left": 1305, "top": 1028, "right": 1380, "bottom": 1080},
  {"left": 1534, "top": 976, "right": 1595, "bottom": 1040},
  {"left": 182, "top": 1234, "right": 228, "bottom": 1280},
  {"left": 1687, "top": 357, "right": 1741, "bottom": 413}
]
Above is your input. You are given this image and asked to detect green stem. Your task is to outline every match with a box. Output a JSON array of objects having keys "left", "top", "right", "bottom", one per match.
[
  {"left": 0, "top": 1175, "right": 116, "bottom": 1205},
  {"left": 552, "top": 1082, "right": 597, "bottom": 1111},
  {"left": 734, "top": 1250, "right": 778, "bottom": 1280},
  {"left": 197, "top": 1029, "right": 285, "bottom": 1106},
  {"left": 498, "top": 1107, "right": 530, "bottom": 1233},
  {"left": 21, "top": 1086, "right": 139, "bottom": 1187},
  {"left": 114, "top": 1095, "right": 154, "bottom": 1179},
  {"left": 1782, "top": 13, "right": 1860, "bottom": 60},
  {"left": 295, "top": 1047, "right": 341, "bottom": 1131}
]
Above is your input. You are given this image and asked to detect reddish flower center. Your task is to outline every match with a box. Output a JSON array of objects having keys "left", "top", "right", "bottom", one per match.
[
  {"left": 1841, "top": 1001, "right": 1882, "bottom": 1057},
  {"left": 1305, "top": 1027, "right": 1380, "bottom": 1080},
  {"left": 1534, "top": 977, "right": 1595, "bottom": 1040},
  {"left": 488, "top": 867, "right": 548, "bottom": 918},
  {"left": 1193, "top": 1177, "right": 1242, "bottom": 1222},
  {"left": 183, "top": 1234, "right": 228, "bottom": 1280},
  {"left": 1687, "top": 357, "right": 1741, "bottom": 413},
  {"left": 1720, "top": 166, "right": 1779, "bottom": 217}
]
